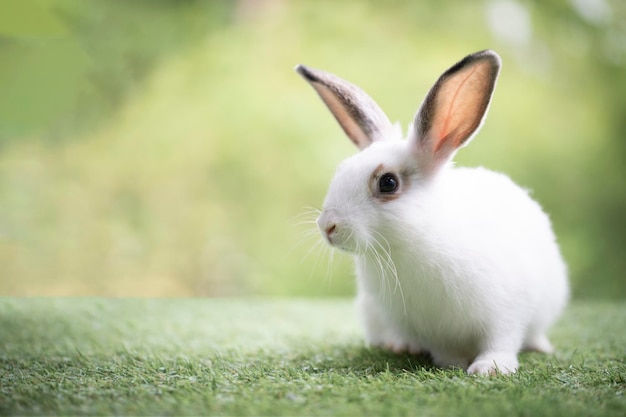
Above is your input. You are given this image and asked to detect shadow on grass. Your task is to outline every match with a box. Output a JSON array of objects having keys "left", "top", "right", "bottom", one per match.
[
  {"left": 290, "top": 345, "right": 438, "bottom": 375},
  {"left": 1, "top": 343, "right": 441, "bottom": 384}
]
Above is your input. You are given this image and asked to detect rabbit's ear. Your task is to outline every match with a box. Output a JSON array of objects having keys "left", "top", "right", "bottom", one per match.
[
  {"left": 296, "top": 64, "right": 393, "bottom": 150},
  {"left": 410, "top": 50, "right": 501, "bottom": 172}
]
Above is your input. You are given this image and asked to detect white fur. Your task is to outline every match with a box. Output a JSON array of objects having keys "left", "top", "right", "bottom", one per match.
[
  {"left": 302, "top": 51, "right": 569, "bottom": 375},
  {"left": 319, "top": 139, "right": 569, "bottom": 375}
]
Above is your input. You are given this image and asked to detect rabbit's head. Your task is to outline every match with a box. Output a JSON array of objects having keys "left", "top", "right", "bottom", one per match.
[{"left": 296, "top": 51, "right": 501, "bottom": 253}]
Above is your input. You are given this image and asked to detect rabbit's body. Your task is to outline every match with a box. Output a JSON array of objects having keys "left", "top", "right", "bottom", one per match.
[
  {"left": 296, "top": 51, "right": 568, "bottom": 375},
  {"left": 356, "top": 148, "right": 567, "bottom": 369}
]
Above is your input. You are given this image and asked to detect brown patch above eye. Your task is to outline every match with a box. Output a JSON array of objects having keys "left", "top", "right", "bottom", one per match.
[{"left": 372, "top": 163, "right": 386, "bottom": 179}]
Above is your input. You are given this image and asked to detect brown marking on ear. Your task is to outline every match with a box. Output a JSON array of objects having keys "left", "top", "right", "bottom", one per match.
[
  {"left": 413, "top": 50, "right": 501, "bottom": 163},
  {"left": 311, "top": 82, "right": 373, "bottom": 149},
  {"left": 295, "top": 64, "right": 393, "bottom": 150}
]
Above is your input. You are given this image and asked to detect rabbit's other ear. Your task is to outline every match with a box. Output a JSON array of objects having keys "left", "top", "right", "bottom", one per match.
[
  {"left": 296, "top": 64, "right": 393, "bottom": 150},
  {"left": 410, "top": 50, "right": 501, "bottom": 172}
]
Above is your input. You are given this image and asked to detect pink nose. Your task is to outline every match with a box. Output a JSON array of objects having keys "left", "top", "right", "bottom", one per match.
[{"left": 325, "top": 224, "right": 337, "bottom": 242}]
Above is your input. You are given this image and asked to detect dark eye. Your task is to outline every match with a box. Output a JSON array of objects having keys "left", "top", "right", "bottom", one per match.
[{"left": 378, "top": 173, "right": 399, "bottom": 194}]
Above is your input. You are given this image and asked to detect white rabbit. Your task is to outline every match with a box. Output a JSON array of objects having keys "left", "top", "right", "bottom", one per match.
[{"left": 295, "top": 50, "right": 569, "bottom": 375}]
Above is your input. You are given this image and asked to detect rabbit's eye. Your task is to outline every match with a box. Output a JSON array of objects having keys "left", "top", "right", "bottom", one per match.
[{"left": 378, "top": 173, "right": 399, "bottom": 194}]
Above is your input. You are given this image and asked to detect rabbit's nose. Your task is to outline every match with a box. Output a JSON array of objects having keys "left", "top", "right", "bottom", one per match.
[
  {"left": 325, "top": 223, "right": 337, "bottom": 242},
  {"left": 317, "top": 211, "right": 339, "bottom": 244}
]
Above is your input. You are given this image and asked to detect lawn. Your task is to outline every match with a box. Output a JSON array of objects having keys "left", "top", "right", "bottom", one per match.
[{"left": 1, "top": 298, "right": 624, "bottom": 416}]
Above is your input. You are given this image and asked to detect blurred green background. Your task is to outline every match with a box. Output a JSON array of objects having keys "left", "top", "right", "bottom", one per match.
[{"left": 0, "top": 0, "right": 624, "bottom": 298}]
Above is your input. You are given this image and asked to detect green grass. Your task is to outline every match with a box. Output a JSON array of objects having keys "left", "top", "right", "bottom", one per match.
[{"left": 1, "top": 298, "right": 624, "bottom": 416}]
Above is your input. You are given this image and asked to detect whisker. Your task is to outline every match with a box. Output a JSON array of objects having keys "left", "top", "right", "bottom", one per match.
[
  {"left": 290, "top": 206, "right": 321, "bottom": 220},
  {"left": 292, "top": 219, "right": 319, "bottom": 227},
  {"left": 371, "top": 231, "right": 406, "bottom": 316},
  {"left": 324, "top": 246, "right": 335, "bottom": 290},
  {"left": 365, "top": 238, "right": 389, "bottom": 303},
  {"left": 291, "top": 226, "right": 322, "bottom": 258},
  {"left": 284, "top": 208, "right": 328, "bottom": 286},
  {"left": 308, "top": 238, "right": 329, "bottom": 283},
  {"left": 300, "top": 232, "right": 325, "bottom": 263}
]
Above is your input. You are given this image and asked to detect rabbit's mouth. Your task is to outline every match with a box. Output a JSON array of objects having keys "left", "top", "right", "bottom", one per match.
[
  {"left": 320, "top": 223, "right": 356, "bottom": 253},
  {"left": 317, "top": 212, "right": 363, "bottom": 254}
]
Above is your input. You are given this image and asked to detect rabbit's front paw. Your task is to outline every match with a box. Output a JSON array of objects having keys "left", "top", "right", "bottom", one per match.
[
  {"left": 382, "top": 340, "right": 422, "bottom": 355},
  {"left": 467, "top": 353, "right": 518, "bottom": 376}
]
